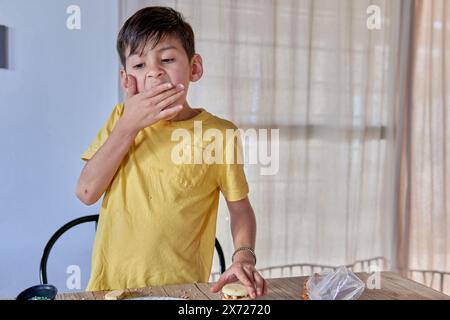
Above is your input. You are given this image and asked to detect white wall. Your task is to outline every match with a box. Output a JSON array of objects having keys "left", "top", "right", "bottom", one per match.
[{"left": 0, "top": 0, "right": 119, "bottom": 297}]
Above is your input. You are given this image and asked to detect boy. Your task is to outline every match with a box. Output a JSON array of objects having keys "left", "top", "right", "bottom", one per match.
[{"left": 76, "top": 6, "right": 266, "bottom": 299}]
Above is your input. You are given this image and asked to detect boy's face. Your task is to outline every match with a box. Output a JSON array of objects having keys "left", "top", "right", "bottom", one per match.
[{"left": 120, "top": 35, "right": 203, "bottom": 101}]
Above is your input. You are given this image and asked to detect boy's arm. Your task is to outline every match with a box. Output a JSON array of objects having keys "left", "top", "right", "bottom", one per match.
[
  {"left": 75, "top": 118, "right": 139, "bottom": 205},
  {"left": 210, "top": 197, "right": 267, "bottom": 298},
  {"left": 76, "top": 76, "right": 185, "bottom": 205}
]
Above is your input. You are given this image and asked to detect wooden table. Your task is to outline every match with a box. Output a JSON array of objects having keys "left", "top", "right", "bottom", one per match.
[{"left": 56, "top": 272, "right": 449, "bottom": 300}]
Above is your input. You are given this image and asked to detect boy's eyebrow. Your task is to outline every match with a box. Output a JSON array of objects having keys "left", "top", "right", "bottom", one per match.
[
  {"left": 157, "top": 46, "right": 178, "bottom": 52},
  {"left": 129, "top": 46, "right": 178, "bottom": 58}
]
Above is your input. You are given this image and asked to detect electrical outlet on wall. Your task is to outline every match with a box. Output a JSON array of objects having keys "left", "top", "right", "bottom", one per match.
[{"left": 0, "top": 25, "right": 7, "bottom": 69}]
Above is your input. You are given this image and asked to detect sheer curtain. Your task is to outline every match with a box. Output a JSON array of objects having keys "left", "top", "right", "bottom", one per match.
[
  {"left": 399, "top": 0, "right": 450, "bottom": 294},
  {"left": 119, "top": 0, "right": 411, "bottom": 280}
]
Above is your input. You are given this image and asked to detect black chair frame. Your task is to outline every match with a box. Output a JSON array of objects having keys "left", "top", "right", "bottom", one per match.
[{"left": 40, "top": 214, "right": 226, "bottom": 284}]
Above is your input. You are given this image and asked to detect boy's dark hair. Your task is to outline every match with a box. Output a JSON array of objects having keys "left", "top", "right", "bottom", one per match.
[{"left": 117, "top": 6, "right": 195, "bottom": 68}]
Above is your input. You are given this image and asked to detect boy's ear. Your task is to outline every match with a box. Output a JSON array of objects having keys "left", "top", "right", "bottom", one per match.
[
  {"left": 190, "top": 54, "right": 203, "bottom": 83},
  {"left": 120, "top": 68, "right": 129, "bottom": 92},
  {"left": 120, "top": 69, "right": 138, "bottom": 97}
]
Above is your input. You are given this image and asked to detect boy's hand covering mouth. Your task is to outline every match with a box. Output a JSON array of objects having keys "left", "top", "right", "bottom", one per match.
[
  {"left": 120, "top": 75, "right": 185, "bottom": 132},
  {"left": 147, "top": 79, "right": 172, "bottom": 91}
]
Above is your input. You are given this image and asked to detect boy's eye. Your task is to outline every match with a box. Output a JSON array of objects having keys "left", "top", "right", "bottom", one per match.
[
  {"left": 161, "top": 58, "right": 175, "bottom": 63},
  {"left": 133, "top": 63, "right": 145, "bottom": 69}
]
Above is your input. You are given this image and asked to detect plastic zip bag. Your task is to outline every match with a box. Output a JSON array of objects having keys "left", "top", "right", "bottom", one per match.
[{"left": 306, "top": 266, "right": 365, "bottom": 300}]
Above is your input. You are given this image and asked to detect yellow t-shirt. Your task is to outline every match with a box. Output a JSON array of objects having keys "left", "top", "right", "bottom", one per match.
[{"left": 82, "top": 103, "right": 249, "bottom": 291}]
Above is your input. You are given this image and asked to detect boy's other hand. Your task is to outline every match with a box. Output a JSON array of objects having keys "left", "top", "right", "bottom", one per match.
[
  {"left": 209, "top": 260, "right": 267, "bottom": 299},
  {"left": 121, "top": 75, "right": 185, "bottom": 133}
]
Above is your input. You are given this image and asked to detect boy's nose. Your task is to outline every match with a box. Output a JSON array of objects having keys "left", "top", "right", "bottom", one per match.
[
  {"left": 145, "top": 73, "right": 168, "bottom": 90},
  {"left": 146, "top": 65, "right": 165, "bottom": 79}
]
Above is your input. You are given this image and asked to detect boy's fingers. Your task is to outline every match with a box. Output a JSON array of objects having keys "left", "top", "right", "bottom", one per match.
[
  {"left": 234, "top": 269, "right": 256, "bottom": 298},
  {"left": 243, "top": 268, "right": 259, "bottom": 298},
  {"left": 151, "top": 84, "right": 185, "bottom": 106},
  {"left": 155, "top": 89, "right": 185, "bottom": 112},
  {"left": 126, "top": 75, "right": 138, "bottom": 97},
  {"left": 254, "top": 272, "right": 265, "bottom": 296},
  {"left": 263, "top": 279, "right": 268, "bottom": 295},
  {"left": 156, "top": 105, "right": 183, "bottom": 121},
  {"left": 142, "top": 82, "right": 175, "bottom": 99},
  {"left": 209, "top": 274, "right": 230, "bottom": 293}
]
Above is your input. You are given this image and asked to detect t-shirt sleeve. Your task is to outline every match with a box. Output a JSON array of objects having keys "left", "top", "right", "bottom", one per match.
[
  {"left": 217, "top": 124, "right": 249, "bottom": 202},
  {"left": 81, "top": 104, "right": 124, "bottom": 161}
]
